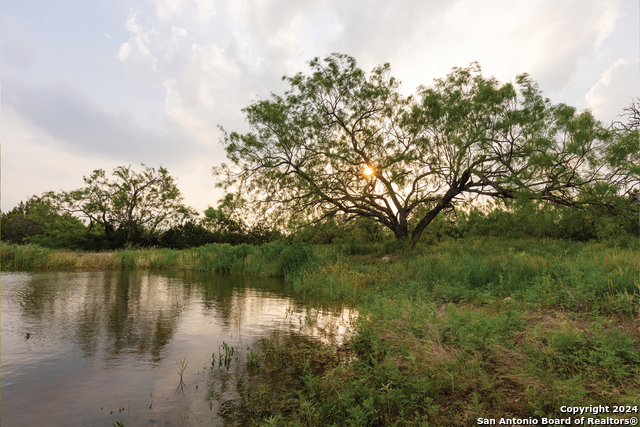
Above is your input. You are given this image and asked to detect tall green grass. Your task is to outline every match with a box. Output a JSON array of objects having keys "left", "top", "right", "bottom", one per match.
[
  {"left": 1, "top": 241, "right": 319, "bottom": 276},
  {"left": 1, "top": 243, "right": 121, "bottom": 269}
]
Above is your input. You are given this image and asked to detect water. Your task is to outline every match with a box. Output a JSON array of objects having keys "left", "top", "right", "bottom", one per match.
[{"left": 1, "top": 270, "right": 356, "bottom": 427}]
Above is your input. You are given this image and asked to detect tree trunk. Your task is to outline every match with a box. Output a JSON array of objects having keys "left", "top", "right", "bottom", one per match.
[
  {"left": 390, "top": 220, "right": 409, "bottom": 240},
  {"left": 410, "top": 206, "right": 444, "bottom": 248},
  {"left": 410, "top": 171, "right": 470, "bottom": 248}
]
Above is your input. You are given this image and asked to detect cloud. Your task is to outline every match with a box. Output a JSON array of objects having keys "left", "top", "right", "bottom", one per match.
[
  {"left": 204, "top": 0, "right": 623, "bottom": 96},
  {"left": 317, "top": 0, "right": 622, "bottom": 94},
  {"left": 171, "top": 26, "right": 188, "bottom": 37},
  {"left": 195, "top": 0, "right": 216, "bottom": 22},
  {"left": 1, "top": 82, "right": 225, "bottom": 212},
  {"left": 151, "top": 0, "right": 185, "bottom": 19},
  {"left": 149, "top": 0, "right": 215, "bottom": 21},
  {"left": 512, "top": 0, "right": 621, "bottom": 92},
  {"left": 117, "top": 11, "right": 159, "bottom": 71},
  {"left": 1, "top": 108, "right": 113, "bottom": 210},
  {"left": 161, "top": 43, "right": 251, "bottom": 145},
  {"left": 3, "top": 80, "right": 198, "bottom": 164},
  {"left": 586, "top": 58, "right": 640, "bottom": 123}
]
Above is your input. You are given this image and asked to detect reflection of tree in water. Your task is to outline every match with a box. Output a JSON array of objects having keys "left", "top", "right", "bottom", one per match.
[
  {"left": 180, "top": 272, "right": 285, "bottom": 319},
  {"left": 101, "top": 270, "right": 183, "bottom": 364},
  {"left": 15, "top": 271, "right": 288, "bottom": 362},
  {"left": 176, "top": 272, "right": 291, "bottom": 341},
  {"left": 178, "top": 271, "right": 352, "bottom": 336},
  {"left": 16, "top": 271, "right": 187, "bottom": 363},
  {"left": 15, "top": 270, "right": 352, "bottom": 366}
]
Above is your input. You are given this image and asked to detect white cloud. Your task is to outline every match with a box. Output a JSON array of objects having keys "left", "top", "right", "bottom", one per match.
[
  {"left": 594, "top": 1, "right": 620, "bottom": 51},
  {"left": 227, "top": 0, "right": 312, "bottom": 56},
  {"left": 515, "top": 0, "right": 621, "bottom": 92},
  {"left": 161, "top": 43, "right": 245, "bottom": 145},
  {"left": 150, "top": 0, "right": 215, "bottom": 21},
  {"left": 195, "top": 0, "right": 216, "bottom": 22},
  {"left": 151, "top": 0, "right": 185, "bottom": 19},
  {"left": 586, "top": 58, "right": 639, "bottom": 123},
  {"left": 116, "top": 11, "right": 159, "bottom": 72},
  {"left": 117, "top": 41, "right": 132, "bottom": 61},
  {"left": 211, "top": 0, "right": 623, "bottom": 96},
  {"left": 171, "top": 26, "right": 188, "bottom": 37}
]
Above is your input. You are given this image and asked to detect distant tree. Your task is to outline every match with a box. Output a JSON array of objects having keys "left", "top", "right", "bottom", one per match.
[
  {"left": 0, "top": 196, "right": 96, "bottom": 249},
  {"left": 200, "top": 193, "right": 282, "bottom": 245},
  {"left": 160, "top": 221, "right": 217, "bottom": 249},
  {"left": 53, "top": 164, "right": 196, "bottom": 246},
  {"left": 216, "top": 54, "right": 635, "bottom": 246},
  {"left": 1, "top": 201, "right": 44, "bottom": 243},
  {"left": 201, "top": 193, "right": 247, "bottom": 242}
]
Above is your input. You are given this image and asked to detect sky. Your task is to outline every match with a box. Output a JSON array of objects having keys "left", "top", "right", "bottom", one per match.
[{"left": 1, "top": 0, "right": 638, "bottom": 214}]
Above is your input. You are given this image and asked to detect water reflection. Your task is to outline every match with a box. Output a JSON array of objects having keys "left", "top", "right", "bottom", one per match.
[{"left": 1, "top": 270, "right": 356, "bottom": 427}]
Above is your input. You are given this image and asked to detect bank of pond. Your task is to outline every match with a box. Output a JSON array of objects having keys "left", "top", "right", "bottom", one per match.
[{"left": 1, "top": 238, "right": 639, "bottom": 426}]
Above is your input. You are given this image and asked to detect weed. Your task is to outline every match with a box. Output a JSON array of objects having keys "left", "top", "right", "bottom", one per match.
[
  {"left": 176, "top": 356, "right": 188, "bottom": 392},
  {"left": 247, "top": 347, "right": 260, "bottom": 369},
  {"left": 219, "top": 342, "right": 235, "bottom": 368}
]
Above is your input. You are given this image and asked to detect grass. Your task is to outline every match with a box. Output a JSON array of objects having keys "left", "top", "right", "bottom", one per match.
[
  {"left": 222, "top": 301, "right": 639, "bottom": 426},
  {"left": 2, "top": 237, "right": 639, "bottom": 426}
]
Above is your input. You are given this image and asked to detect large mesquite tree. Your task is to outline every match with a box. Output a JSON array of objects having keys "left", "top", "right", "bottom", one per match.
[{"left": 216, "top": 54, "right": 637, "bottom": 246}]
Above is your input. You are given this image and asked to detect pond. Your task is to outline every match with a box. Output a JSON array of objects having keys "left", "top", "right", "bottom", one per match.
[{"left": 1, "top": 270, "right": 356, "bottom": 427}]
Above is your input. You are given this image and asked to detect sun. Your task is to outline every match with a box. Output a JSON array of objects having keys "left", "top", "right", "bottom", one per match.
[{"left": 363, "top": 166, "right": 373, "bottom": 176}]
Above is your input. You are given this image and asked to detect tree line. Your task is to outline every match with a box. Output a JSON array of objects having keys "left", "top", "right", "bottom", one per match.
[
  {"left": 2, "top": 54, "right": 638, "bottom": 250},
  {"left": 0, "top": 165, "right": 280, "bottom": 250}
]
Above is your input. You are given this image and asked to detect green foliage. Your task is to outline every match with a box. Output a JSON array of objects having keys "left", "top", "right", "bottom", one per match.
[
  {"left": 292, "top": 216, "right": 392, "bottom": 256},
  {"left": 422, "top": 198, "right": 639, "bottom": 246},
  {"left": 546, "top": 323, "right": 640, "bottom": 383},
  {"left": 201, "top": 193, "right": 247, "bottom": 241},
  {"left": 441, "top": 308, "right": 525, "bottom": 352},
  {"left": 0, "top": 203, "right": 43, "bottom": 243},
  {"left": 246, "top": 349, "right": 260, "bottom": 369},
  {"left": 1, "top": 196, "right": 103, "bottom": 250},
  {"left": 159, "top": 221, "right": 217, "bottom": 249}
]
